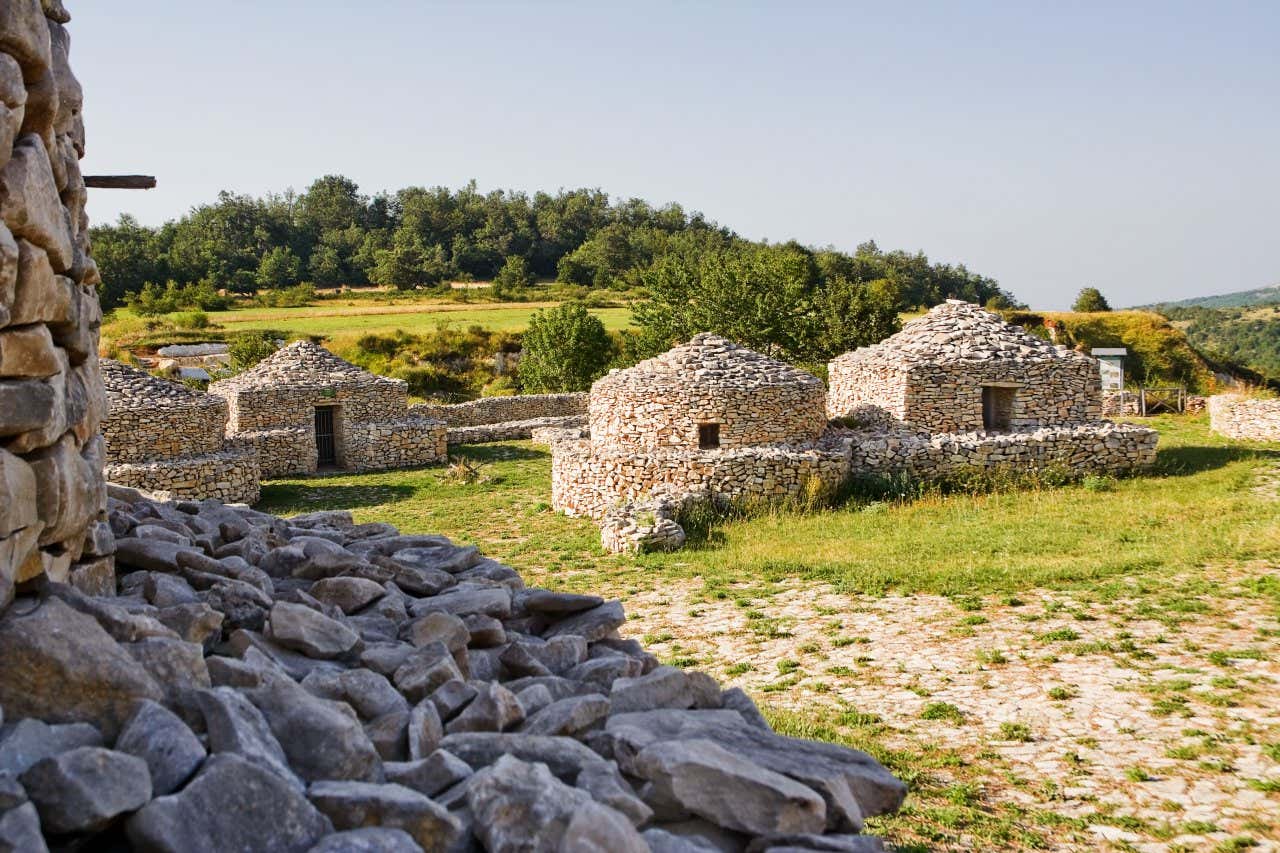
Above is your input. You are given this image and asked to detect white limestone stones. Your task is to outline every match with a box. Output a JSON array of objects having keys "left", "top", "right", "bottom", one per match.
[{"left": 1209, "top": 394, "right": 1280, "bottom": 442}]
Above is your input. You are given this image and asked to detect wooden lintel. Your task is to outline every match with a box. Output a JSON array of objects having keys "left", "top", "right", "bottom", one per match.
[{"left": 83, "top": 175, "right": 156, "bottom": 189}]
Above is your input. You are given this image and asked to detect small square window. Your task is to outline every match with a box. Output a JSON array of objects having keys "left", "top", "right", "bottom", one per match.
[{"left": 698, "top": 423, "right": 720, "bottom": 449}]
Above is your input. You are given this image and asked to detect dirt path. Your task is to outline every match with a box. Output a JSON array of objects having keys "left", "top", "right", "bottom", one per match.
[{"left": 619, "top": 566, "right": 1280, "bottom": 851}]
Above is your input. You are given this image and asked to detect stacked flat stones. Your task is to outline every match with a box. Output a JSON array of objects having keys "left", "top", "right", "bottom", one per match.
[
  {"left": 100, "top": 360, "right": 259, "bottom": 504},
  {"left": 1, "top": 0, "right": 111, "bottom": 610},
  {"left": 1209, "top": 394, "right": 1280, "bottom": 441},
  {"left": 208, "top": 341, "right": 447, "bottom": 477},
  {"left": 828, "top": 300, "right": 1101, "bottom": 431},
  {"left": 552, "top": 335, "right": 848, "bottom": 535},
  {"left": 0, "top": 490, "right": 905, "bottom": 852},
  {"left": 412, "top": 392, "right": 587, "bottom": 445}
]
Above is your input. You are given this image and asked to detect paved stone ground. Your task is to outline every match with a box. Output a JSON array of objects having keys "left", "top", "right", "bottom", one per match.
[{"left": 621, "top": 565, "right": 1280, "bottom": 851}]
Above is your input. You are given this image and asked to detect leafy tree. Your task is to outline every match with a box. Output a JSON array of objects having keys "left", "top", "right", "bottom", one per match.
[
  {"left": 491, "top": 256, "right": 533, "bottom": 300},
  {"left": 227, "top": 331, "right": 279, "bottom": 372},
  {"left": 89, "top": 214, "right": 168, "bottom": 310},
  {"left": 1073, "top": 287, "right": 1112, "bottom": 312},
  {"left": 256, "top": 246, "right": 302, "bottom": 289},
  {"left": 519, "top": 301, "right": 613, "bottom": 392}
]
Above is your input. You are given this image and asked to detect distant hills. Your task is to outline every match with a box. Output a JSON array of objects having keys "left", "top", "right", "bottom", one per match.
[{"left": 1137, "top": 283, "right": 1280, "bottom": 310}]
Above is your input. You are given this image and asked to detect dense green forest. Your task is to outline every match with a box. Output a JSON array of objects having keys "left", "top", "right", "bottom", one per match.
[
  {"left": 1154, "top": 303, "right": 1280, "bottom": 382},
  {"left": 1141, "top": 284, "right": 1280, "bottom": 310},
  {"left": 89, "top": 176, "right": 1020, "bottom": 313}
]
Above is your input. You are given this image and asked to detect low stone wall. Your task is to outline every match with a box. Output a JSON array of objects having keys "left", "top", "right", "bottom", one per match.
[
  {"left": 411, "top": 392, "right": 587, "bottom": 427},
  {"left": 531, "top": 425, "right": 589, "bottom": 445},
  {"left": 102, "top": 391, "right": 227, "bottom": 463},
  {"left": 235, "top": 427, "right": 315, "bottom": 478},
  {"left": 839, "top": 420, "right": 1159, "bottom": 478},
  {"left": 551, "top": 438, "right": 851, "bottom": 520},
  {"left": 1209, "top": 395, "right": 1280, "bottom": 442},
  {"left": 447, "top": 414, "right": 586, "bottom": 445},
  {"left": 105, "top": 446, "right": 259, "bottom": 504},
  {"left": 1101, "top": 391, "right": 1139, "bottom": 417},
  {"left": 345, "top": 415, "right": 448, "bottom": 470}
]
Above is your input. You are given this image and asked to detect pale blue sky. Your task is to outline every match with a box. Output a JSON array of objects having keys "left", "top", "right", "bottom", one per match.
[{"left": 72, "top": 1, "right": 1278, "bottom": 308}]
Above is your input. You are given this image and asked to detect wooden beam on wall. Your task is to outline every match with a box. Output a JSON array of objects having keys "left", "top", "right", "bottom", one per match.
[{"left": 83, "top": 175, "right": 157, "bottom": 189}]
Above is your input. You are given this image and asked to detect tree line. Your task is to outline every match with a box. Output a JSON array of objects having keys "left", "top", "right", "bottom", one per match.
[{"left": 90, "top": 176, "right": 1022, "bottom": 317}]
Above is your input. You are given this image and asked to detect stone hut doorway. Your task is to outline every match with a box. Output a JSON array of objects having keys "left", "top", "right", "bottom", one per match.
[
  {"left": 698, "top": 423, "right": 721, "bottom": 449},
  {"left": 981, "top": 386, "right": 1016, "bottom": 431},
  {"left": 315, "top": 405, "right": 339, "bottom": 467}
]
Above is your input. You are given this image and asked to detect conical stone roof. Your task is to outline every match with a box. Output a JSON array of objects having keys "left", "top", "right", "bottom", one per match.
[
  {"left": 832, "top": 301, "right": 1083, "bottom": 368},
  {"left": 594, "top": 333, "right": 823, "bottom": 395},
  {"left": 209, "top": 340, "right": 402, "bottom": 392},
  {"left": 101, "top": 359, "right": 223, "bottom": 410}
]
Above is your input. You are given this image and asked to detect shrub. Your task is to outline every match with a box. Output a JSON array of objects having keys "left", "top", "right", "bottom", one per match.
[
  {"left": 481, "top": 375, "right": 519, "bottom": 397},
  {"left": 169, "top": 310, "right": 209, "bottom": 330},
  {"left": 228, "top": 330, "right": 279, "bottom": 372},
  {"left": 519, "top": 301, "right": 613, "bottom": 393},
  {"left": 491, "top": 256, "right": 533, "bottom": 300}
]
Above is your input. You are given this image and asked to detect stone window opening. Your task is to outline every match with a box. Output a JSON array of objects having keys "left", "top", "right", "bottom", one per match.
[
  {"left": 698, "top": 422, "right": 721, "bottom": 450},
  {"left": 981, "top": 385, "right": 1016, "bottom": 432}
]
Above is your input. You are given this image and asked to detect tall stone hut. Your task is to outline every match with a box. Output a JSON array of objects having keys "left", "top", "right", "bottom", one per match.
[
  {"left": 208, "top": 341, "right": 446, "bottom": 477},
  {"left": 828, "top": 300, "right": 1101, "bottom": 432},
  {"left": 1, "top": 0, "right": 114, "bottom": 606},
  {"left": 101, "top": 360, "right": 259, "bottom": 503},
  {"left": 552, "top": 333, "right": 848, "bottom": 521}
]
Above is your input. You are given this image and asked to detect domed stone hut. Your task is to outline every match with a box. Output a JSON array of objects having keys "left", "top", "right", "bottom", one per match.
[
  {"left": 828, "top": 300, "right": 1101, "bottom": 431},
  {"left": 208, "top": 341, "right": 446, "bottom": 477},
  {"left": 100, "top": 360, "right": 259, "bottom": 503},
  {"left": 552, "top": 334, "right": 849, "bottom": 527},
  {"left": 827, "top": 301, "right": 1157, "bottom": 476}
]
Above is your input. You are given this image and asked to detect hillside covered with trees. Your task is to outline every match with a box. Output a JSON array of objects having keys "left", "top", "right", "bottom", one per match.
[
  {"left": 1153, "top": 303, "right": 1280, "bottom": 383},
  {"left": 90, "top": 176, "right": 1020, "bottom": 315}
]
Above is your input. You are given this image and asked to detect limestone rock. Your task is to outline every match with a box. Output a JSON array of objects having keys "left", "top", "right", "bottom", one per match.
[
  {"left": 0, "top": 717, "right": 102, "bottom": 777},
  {"left": 126, "top": 753, "right": 333, "bottom": 853},
  {"left": 20, "top": 746, "right": 152, "bottom": 834},
  {"left": 306, "top": 828, "right": 422, "bottom": 853},
  {"left": 0, "top": 597, "right": 163, "bottom": 738},
  {"left": 248, "top": 677, "right": 383, "bottom": 783},
  {"left": 307, "top": 781, "right": 462, "bottom": 853},
  {"left": 267, "top": 601, "right": 360, "bottom": 659},
  {"left": 114, "top": 700, "right": 205, "bottom": 796}
]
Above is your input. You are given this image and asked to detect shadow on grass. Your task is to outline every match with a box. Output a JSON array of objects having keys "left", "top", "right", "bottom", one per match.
[
  {"left": 257, "top": 483, "right": 417, "bottom": 512},
  {"left": 1153, "top": 443, "right": 1279, "bottom": 477},
  {"left": 452, "top": 443, "right": 549, "bottom": 462}
]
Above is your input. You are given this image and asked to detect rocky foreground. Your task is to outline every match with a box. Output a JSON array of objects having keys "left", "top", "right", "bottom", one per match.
[{"left": 0, "top": 489, "right": 905, "bottom": 852}]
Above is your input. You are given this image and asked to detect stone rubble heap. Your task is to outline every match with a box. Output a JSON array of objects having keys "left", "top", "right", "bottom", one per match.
[
  {"left": 599, "top": 496, "right": 687, "bottom": 555},
  {"left": 0, "top": 490, "right": 905, "bottom": 852},
  {"left": 1208, "top": 394, "right": 1280, "bottom": 442},
  {"left": 100, "top": 360, "right": 259, "bottom": 504},
  {"left": 1, "top": 0, "right": 109, "bottom": 609}
]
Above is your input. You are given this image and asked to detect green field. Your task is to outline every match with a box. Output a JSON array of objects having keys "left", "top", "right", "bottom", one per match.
[{"left": 254, "top": 416, "right": 1280, "bottom": 850}]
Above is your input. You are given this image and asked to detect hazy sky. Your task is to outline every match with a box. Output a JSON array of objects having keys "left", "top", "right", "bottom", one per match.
[{"left": 72, "top": 1, "right": 1278, "bottom": 309}]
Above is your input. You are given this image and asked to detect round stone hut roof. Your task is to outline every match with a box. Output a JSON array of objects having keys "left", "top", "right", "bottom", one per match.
[
  {"left": 831, "top": 300, "right": 1086, "bottom": 369},
  {"left": 101, "top": 359, "right": 225, "bottom": 412},
  {"left": 594, "top": 333, "right": 824, "bottom": 396},
  {"left": 208, "top": 340, "right": 404, "bottom": 393}
]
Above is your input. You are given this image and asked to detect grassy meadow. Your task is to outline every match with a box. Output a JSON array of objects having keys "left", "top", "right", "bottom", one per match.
[{"left": 252, "top": 415, "right": 1280, "bottom": 849}]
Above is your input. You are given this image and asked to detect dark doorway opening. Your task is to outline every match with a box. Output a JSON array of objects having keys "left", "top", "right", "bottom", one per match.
[
  {"left": 698, "top": 422, "right": 721, "bottom": 449},
  {"left": 981, "top": 386, "right": 1015, "bottom": 432},
  {"left": 315, "top": 406, "right": 337, "bottom": 466}
]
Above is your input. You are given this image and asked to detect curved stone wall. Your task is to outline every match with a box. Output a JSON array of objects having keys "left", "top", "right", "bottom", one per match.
[
  {"left": 105, "top": 446, "right": 259, "bottom": 504},
  {"left": 1209, "top": 395, "right": 1280, "bottom": 442},
  {"left": 551, "top": 438, "right": 850, "bottom": 520},
  {"left": 1, "top": 1, "right": 110, "bottom": 607},
  {"left": 102, "top": 389, "right": 227, "bottom": 462}
]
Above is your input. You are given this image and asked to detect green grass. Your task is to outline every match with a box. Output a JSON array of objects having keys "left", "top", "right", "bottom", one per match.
[{"left": 257, "top": 415, "right": 1280, "bottom": 602}]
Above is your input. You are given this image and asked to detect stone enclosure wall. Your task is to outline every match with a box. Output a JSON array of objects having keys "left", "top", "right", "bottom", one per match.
[
  {"left": 1209, "top": 394, "right": 1280, "bottom": 442},
  {"left": 0, "top": 0, "right": 112, "bottom": 608},
  {"left": 410, "top": 392, "right": 588, "bottom": 445},
  {"left": 100, "top": 360, "right": 259, "bottom": 504}
]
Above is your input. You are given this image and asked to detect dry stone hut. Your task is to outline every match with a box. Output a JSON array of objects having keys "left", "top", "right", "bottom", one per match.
[
  {"left": 828, "top": 301, "right": 1158, "bottom": 476},
  {"left": 551, "top": 334, "right": 849, "bottom": 545},
  {"left": 100, "top": 360, "right": 259, "bottom": 503},
  {"left": 208, "top": 340, "right": 447, "bottom": 477},
  {"left": 0, "top": 0, "right": 114, "bottom": 606}
]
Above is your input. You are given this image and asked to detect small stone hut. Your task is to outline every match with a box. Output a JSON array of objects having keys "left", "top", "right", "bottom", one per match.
[
  {"left": 827, "top": 301, "right": 1158, "bottom": 477},
  {"left": 208, "top": 341, "right": 446, "bottom": 477},
  {"left": 552, "top": 334, "right": 848, "bottom": 523},
  {"left": 828, "top": 300, "right": 1101, "bottom": 431},
  {"left": 100, "top": 360, "right": 259, "bottom": 503}
]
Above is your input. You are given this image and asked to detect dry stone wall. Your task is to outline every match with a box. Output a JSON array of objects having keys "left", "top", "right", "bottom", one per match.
[
  {"left": 0, "top": 0, "right": 111, "bottom": 609},
  {"left": 1209, "top": 394, "right": 1280, "bottom": 442},
  {"left": 100, "top": 360, "right": 259, "bottom": 503},
  {"left": 411, "top": 392, "right": 586, "bottom": 427}
]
